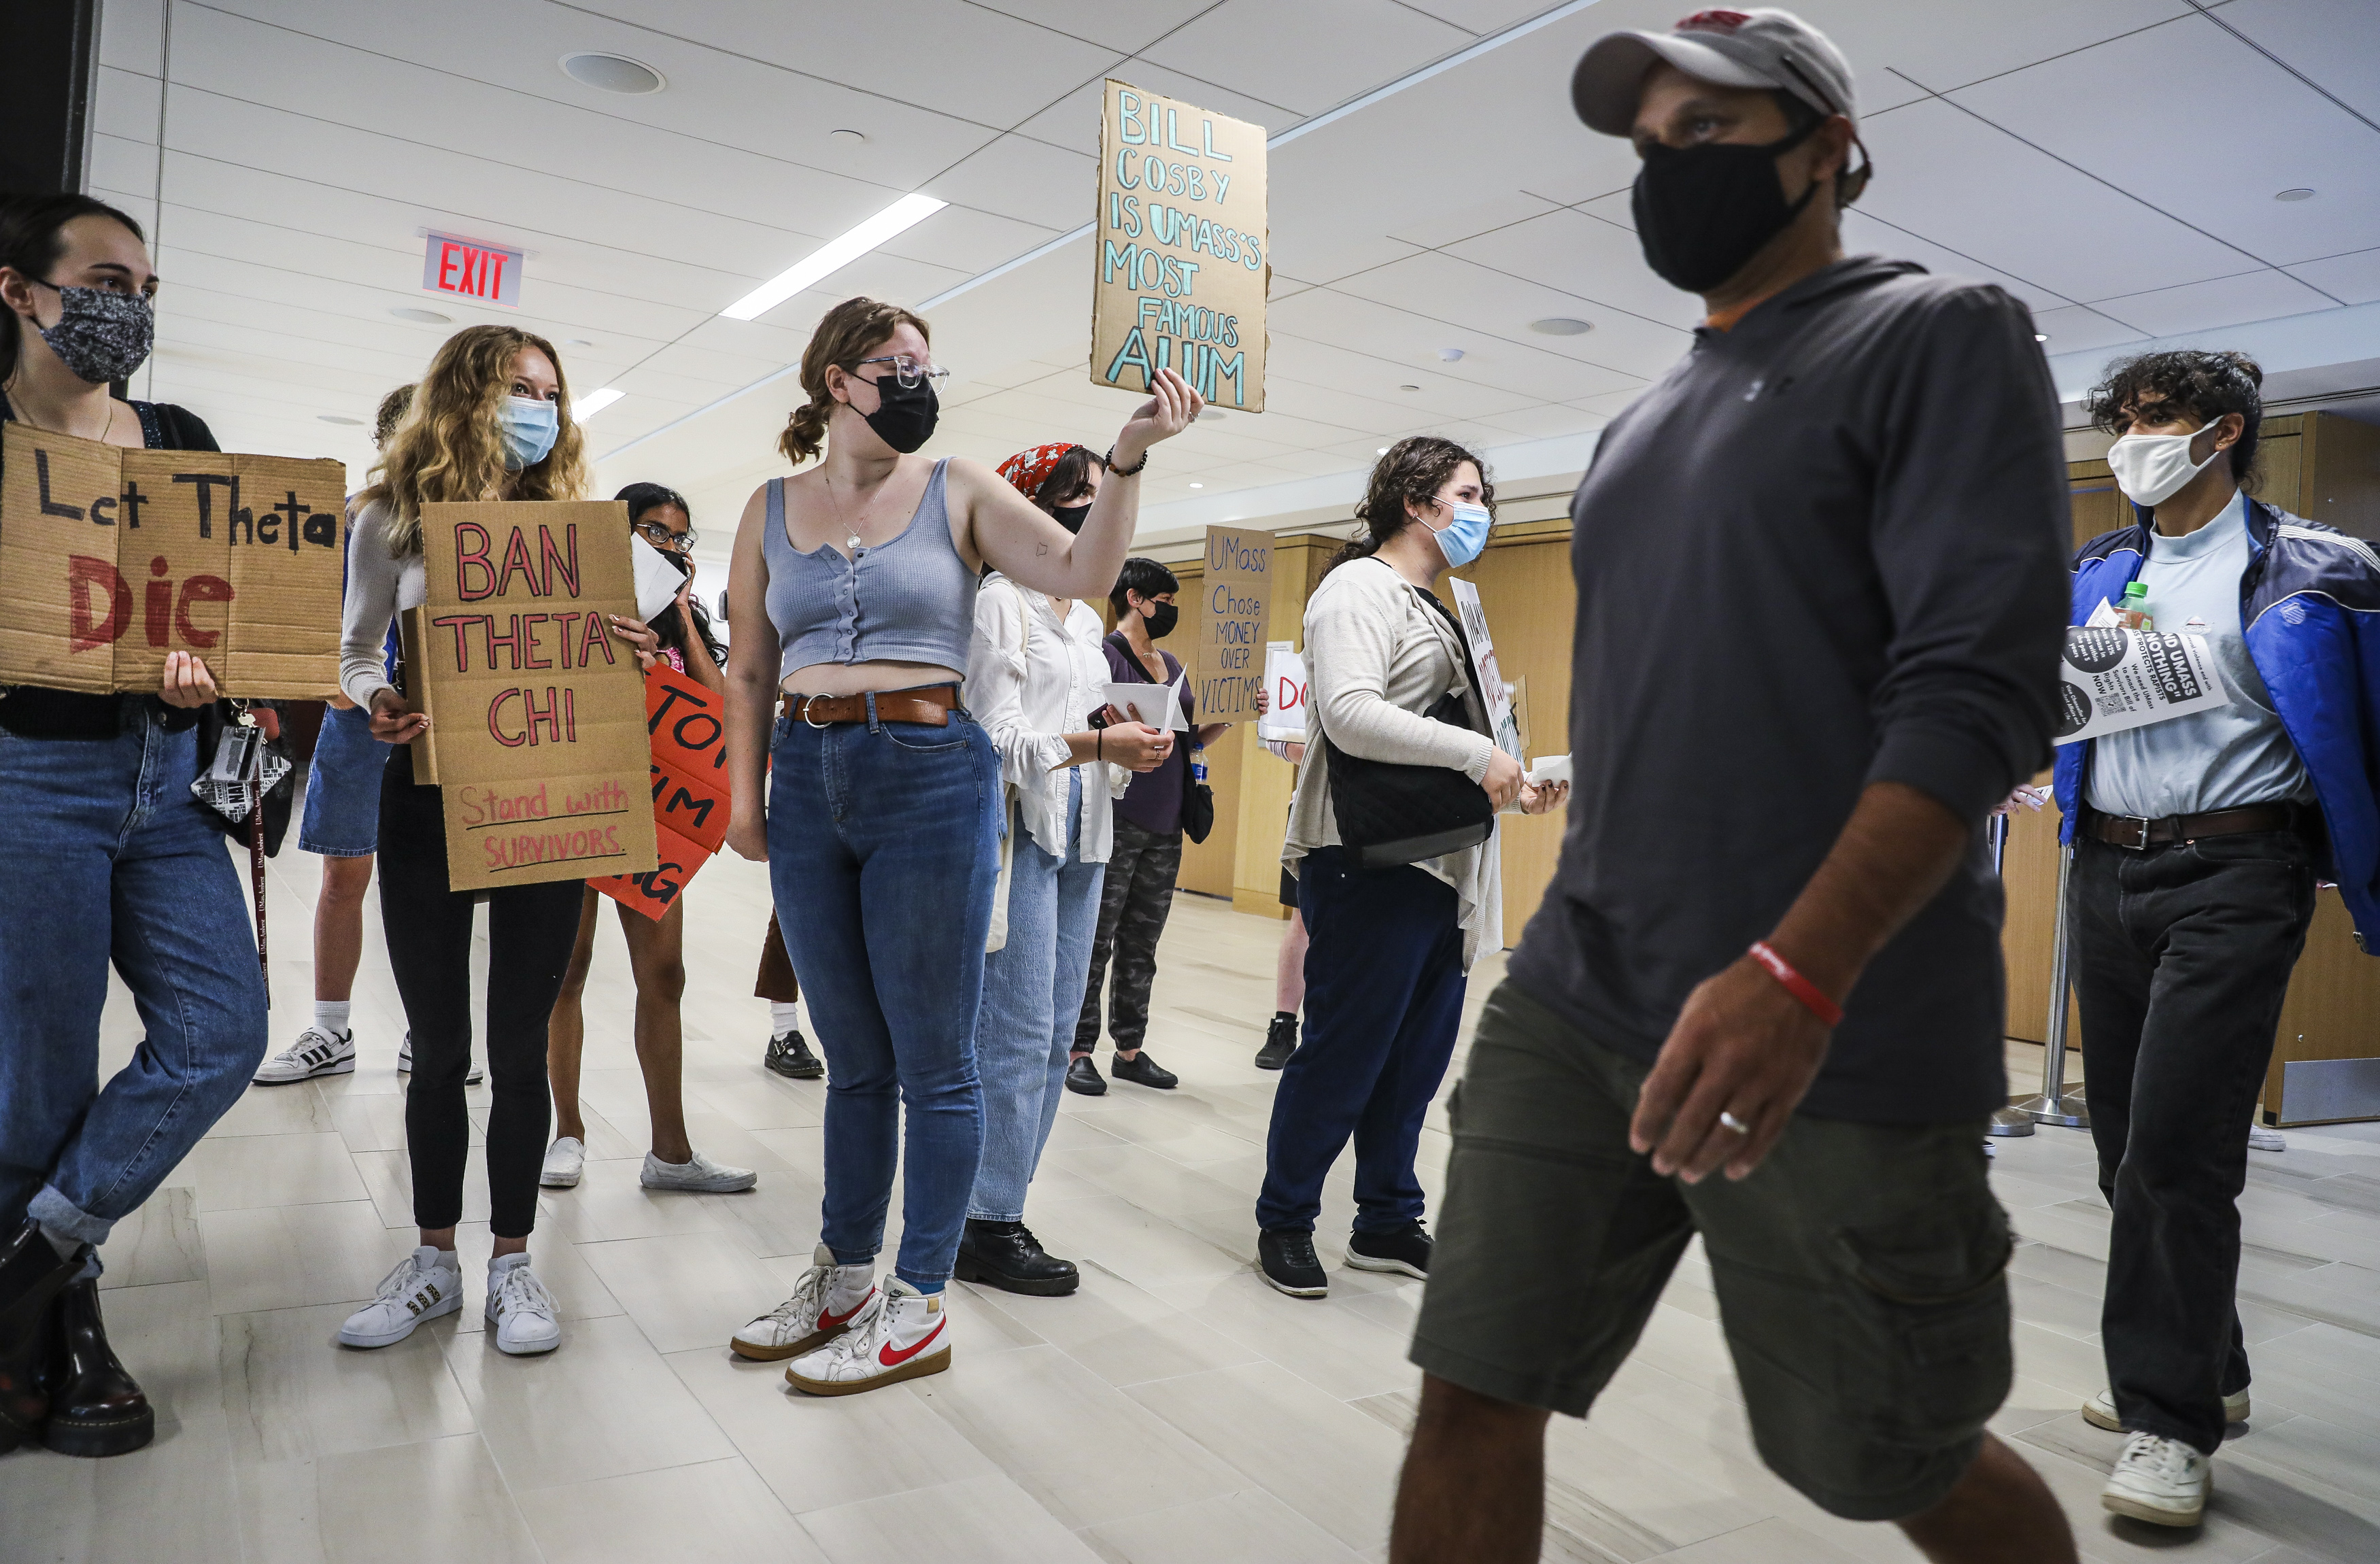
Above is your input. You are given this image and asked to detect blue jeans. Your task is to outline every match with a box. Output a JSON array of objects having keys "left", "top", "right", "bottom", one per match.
[
  {"left": 299, "top": 700, "right": 382, "bottom": 856},
  {"left": 0, "top": 707, "right": 269, "bottom": 1274},
  {"left": 1256, "top": 846, "right": 1467, "bottom": 1236},
  {"left": 768, "top": 702, "right": 999, "bottom": 1291},
  {"left": 970, "top": 770, "right": 1106, "bottom": 1223}
]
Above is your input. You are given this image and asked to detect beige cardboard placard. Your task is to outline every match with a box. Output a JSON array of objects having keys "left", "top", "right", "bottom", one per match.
[
  {"left": 413, "top": 500, "right": 658, "bottom": 891},
  {"left": 1195, "top": 524, "right": 1270, "bottom": 723},
  {"left": 0, "top": 423, "right": 345, "bottom": 696},
  {"left": 1091, "top": 80, "right": 1268, "bottom": 412}
]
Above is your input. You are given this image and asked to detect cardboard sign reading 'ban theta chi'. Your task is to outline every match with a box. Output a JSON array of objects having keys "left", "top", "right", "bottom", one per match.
[
  {"left": 402, "top": 500, "right": 658, "bottom": 893},
  {"left": 590, "top": 662, "right": 730, "bottom": 921},
  {"left": 1091, "top": 80, "right": 1268, "bottom": 412},
  {"left": 0, "top": 422, "right": 345, "bottom": 696}
]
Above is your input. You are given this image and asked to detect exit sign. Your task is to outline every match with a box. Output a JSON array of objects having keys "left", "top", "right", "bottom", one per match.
[{"left": 422, "top": 231, "right": 522, "bottom": 307}]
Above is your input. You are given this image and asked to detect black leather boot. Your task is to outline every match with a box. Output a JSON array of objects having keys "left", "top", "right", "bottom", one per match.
[
  {"left": 953, "top": 1219, "right": 1080, "bottom": 1297},
  {"left": 37, "top": 1279, "right": 154, "bottom": 1457},
  {"left": 0, "top": 1219, "right": 84, "bottom": 1453},
  {"left": 1255, "top": 1013, "right": 1298, "bottom": 1070}
]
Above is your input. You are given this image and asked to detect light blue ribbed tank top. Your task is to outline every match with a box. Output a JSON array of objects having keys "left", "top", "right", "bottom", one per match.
[{"left": 764, "top": 459, "right": 977, "bottom": 685}]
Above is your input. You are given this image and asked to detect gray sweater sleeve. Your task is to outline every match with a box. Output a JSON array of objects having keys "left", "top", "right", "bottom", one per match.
[
  {"left": 1306, "top": 560, "right": 1497, "bottom": 784},
  {"left": 340, "top": 500, "right": 414, "bottom": 710}
]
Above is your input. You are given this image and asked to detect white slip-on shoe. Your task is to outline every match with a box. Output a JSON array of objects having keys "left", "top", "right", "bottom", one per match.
[
  {"left": 786, "top": 1275, "right": 951, "bottom": 1396},
  {"left": 338, "top": 1246, "right": 462, "bottom": 1348},
  {"left": 540, "top": 1137, "right": 586, "bottom": 1188},
  {"left": 254, "top": 1027, "right": 355, "bottom": 1085},
  {"left": 640, "top": 1149, "right": 758, "bottom": 1193},
  {"left": 730, "top": 1244, "right": 875, "bottom": 1361},
  {"left": 485, "top": 1254, "right": 562, "bottom": 1356},
  {"left": 2102, "top": 1431, "right": 2209, "bottom": 1527},
  {"left": 395, "top": 1033, "right": 482, "bottom": 1085},
  {"left": 2248, "top": 1123, "right": 2286, "bottom": 1152},
  {"left": 2082, "top": 1387, "right": 2249, "bottom": 1432}
]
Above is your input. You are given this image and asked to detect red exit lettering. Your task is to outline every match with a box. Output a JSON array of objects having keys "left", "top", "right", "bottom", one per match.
[{"left": 435, "top": 241, "right": 508, "bottom": 301}]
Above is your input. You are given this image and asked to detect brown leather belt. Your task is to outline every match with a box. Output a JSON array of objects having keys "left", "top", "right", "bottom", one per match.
[
  {"left": 2084, "top": 803, "right": 2300, "bottom": 851},
  {"left": 781, "top": 683, "right": 959, "bottom": 728}
]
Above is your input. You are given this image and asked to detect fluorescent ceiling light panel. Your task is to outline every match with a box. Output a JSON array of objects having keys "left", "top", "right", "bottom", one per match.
[
  {"left": 575, "top": 388, "right": 625, "bottom": 419},
  {"left": 721, "top": 194, "right": 947, "bottom": 322}
]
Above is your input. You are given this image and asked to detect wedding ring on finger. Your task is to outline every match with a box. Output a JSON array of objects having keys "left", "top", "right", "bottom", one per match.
[{"left": 1717, "top": 1110, "right": 1752, "bottom": 1136}]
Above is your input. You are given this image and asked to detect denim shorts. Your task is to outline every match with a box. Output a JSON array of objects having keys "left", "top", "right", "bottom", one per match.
[{"left": 299, "top": 702, "right": 384, "bottom": 857}]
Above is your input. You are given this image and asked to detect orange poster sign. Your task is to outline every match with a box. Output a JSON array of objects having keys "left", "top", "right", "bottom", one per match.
[{"left": 593, "top": 662, "right": 732, "bottom": 920}]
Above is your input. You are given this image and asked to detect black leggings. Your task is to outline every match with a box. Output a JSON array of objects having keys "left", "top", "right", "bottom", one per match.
[{"left": 377, "top": 749, "right": 583, "bottom": 1238}]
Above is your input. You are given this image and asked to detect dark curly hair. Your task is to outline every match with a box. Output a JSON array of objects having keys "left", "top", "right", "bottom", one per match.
[
  {"left": 2085, "top": 349, "right": 2264, "bottom": 490},
  {"left": 1327, "top": 435, "right": 1495, "bottom": 574}
]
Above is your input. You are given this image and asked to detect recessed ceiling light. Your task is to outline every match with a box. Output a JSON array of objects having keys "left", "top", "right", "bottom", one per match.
[
  {"left": 1530, "top": 317, "right": 1591, "bottom": 335},
  {"left": 1376, "top": 447, "right": 1389, "bottom": 456},
  {"left": 560, "top": 52, "right": 665, "bottom": 95},
  {"left": 721, "top": 193, "right": 947, "bottom": 321},
  {"left": 830, "top": 129, "right": 867, "bottom": 144},
  {"left": 1438, "top": 347, "right": 1465, "bottom": 362},
  {"left": 2035, "top": 333, "right": 2049, "bottom": 343},
  {"left": 566, "top": 337, "right": 595, "bottom": 347},
  {"left": 1189, "top": 481, "right": 1204, "bottom": 488},
  {"left": 318, "top": 414, "right": 363, "bottom": 425},
  {"left": 2275, "top": 187, "right": 2315, "bottom": 202},
  {"left": 389, "top": 306, "right": 452, "bottom": 324},
  {"left": 575, "top": 388, "right": 624, "bottom": 419},
  {"left": 1399, "top": 383, "right": 1421, "bottom": 392}
]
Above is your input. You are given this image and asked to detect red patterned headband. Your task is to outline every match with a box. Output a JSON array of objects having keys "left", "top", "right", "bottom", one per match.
[{"left": 997, "top": 441, "right": 1082, "bottom": 500}]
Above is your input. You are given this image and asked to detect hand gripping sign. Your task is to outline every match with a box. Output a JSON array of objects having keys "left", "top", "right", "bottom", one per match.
[
  {"left": 0, "top": 422, "right": 345, "bottom": 696},
  {"left": 590, "top": 662, "right": 731, "bottom": 921}
]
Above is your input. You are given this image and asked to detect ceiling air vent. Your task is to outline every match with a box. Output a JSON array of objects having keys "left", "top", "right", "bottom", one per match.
[{"left": 560, "top": 53, "right": 666, "bottom": 95}]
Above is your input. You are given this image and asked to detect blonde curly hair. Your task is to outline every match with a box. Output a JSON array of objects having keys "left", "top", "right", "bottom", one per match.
[
  {"left": 777, "top": 296, "right": 930, "bottom": 466},
  {"left": 362, "top": 324, "right": 588, "bottom": 557}
]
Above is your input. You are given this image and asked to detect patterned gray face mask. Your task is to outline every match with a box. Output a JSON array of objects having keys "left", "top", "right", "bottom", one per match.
[{"left": 30, "top": 282, "right": 154, "bottom": 385}]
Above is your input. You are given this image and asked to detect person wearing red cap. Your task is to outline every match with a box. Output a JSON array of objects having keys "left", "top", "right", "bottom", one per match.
[{"left": 1390, "top": 10, "right": 2077, "bottom": 1561}]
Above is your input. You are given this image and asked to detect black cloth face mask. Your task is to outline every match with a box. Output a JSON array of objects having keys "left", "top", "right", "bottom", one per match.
[
  {"left": 1048, "top": 502, "right": 1091, "bottom": 534},
  {"left": 29, "top": 281, "right": 154, "bottom": 385},
  {"left": 1140, "top": 600, "right": 1179, "bottom": 640},
  {"left": 858, "top": 373, "right": 939, "bottom": 454},
  {"left": 1631, "top": 118, "right": 1824, "bottom": 295}
]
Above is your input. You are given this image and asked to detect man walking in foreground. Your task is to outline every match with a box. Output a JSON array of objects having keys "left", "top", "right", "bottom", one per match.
[{"left": 1390, "top": 11, "right": 2077, "bottom": 1561}]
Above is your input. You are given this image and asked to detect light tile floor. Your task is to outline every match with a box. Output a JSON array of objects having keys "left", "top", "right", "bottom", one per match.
[{"left": 9, "top": 842, "right": 2380, "bottom": 1563}]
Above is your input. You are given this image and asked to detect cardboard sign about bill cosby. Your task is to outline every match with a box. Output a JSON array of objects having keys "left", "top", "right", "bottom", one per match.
[
  {"left": 1091, "top": 80, "right": 1268, "bottom": 412},
  {"left": 0, "top": 422, "right": 345, "bottom": 696},
  {"left": 405, "top": 500, "right": 658, "bottom": 891},
  {"left": 1195, "top": 525, "right": 1270, "bottom": 722},
  {"left": 2054, "top": 626, "right": 2231, "bottom": 745}
]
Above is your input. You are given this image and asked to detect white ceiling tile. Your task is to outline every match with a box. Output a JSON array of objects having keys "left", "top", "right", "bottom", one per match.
[
  {"left": 2088, "top": 269, "right": 2339, "bottom": 337},
  {"left": 1316, "top": 252, "right": 1692, "bottom": 379},
  {"left": 1946, "top": 12, "right": 2380, "bottom": 267},
  {"left": 1829, "top": 0, "right": 2190, "bottom": 96},
  {"left": 2026, "top": 305, "right": 2150, "bottom": 356},
  {"left": 93, "top": 65, "right": 161, "bottom": 144},
  {"left": 1142, "top": 0, "right": 1470, "bottom": 117},
  {"left": 2287, "top": 248, "right": 2380, "bottom": 307},
  {"left": 1444, "top": 207, "right": 1705, "bottom": 329},
  {"left": 1262, "top": 334, "right": 1550, "bottom": 418},
  {"left": 1394, "top": 0, "right": 1559, "bottom": 33},
  {"left": 1010, "top": 65, "right": 1293, "bottom": 161},
  {"left": 1837, "top": 210, "right": 2071, "bottom": 312},
  {"left": 89, "top": 133, "right": 159, "bottom": 204},
  {"left": 98, "top": 0, "right": 165, "bottom": 75},
  {"left": 970, "top": 0, "right": 1215, "bottom": 54},
  {"left": 921, "top": 134, "right": 1100, "bottom": 235},
  {"left": 2215, "top": 0, "right": 2380, "bottom": 127},
  {"left": 1390, "top": 191, "right": 1562, "bottom": 254}
]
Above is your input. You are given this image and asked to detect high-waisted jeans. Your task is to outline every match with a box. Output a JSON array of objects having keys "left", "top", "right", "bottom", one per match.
[
  {"left": 0, "top": 703, "right": 269, "bottom": 1275},
  {"left": 970, "top": 770, "right": 1106, "bottom": 1223},
  {"left": 768, "top": 702, "right": 1000, "bottom": 1291}
]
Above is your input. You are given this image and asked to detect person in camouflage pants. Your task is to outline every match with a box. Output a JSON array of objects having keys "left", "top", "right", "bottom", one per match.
[{"left": 1071, "top": 817, "right": 1183, "bottom": 1091}]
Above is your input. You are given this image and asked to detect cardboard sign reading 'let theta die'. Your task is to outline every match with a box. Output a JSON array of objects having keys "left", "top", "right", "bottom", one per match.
[
  {"left": 0, "top": 422, "right": 345, "bottom": 696},
  {"left": 405, "top": 500, "right": 658, "bottom": 892},
  {"left": 592, "top": 662, "right": 731, "bottom": 921},
  {"left": 1091, "top": 80, "right": 1268, "bottom": 412}
]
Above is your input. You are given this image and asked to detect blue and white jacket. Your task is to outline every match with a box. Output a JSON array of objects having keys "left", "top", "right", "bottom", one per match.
[{"left": 2053, "top": 496, "right": 2380, "bottom": 953}]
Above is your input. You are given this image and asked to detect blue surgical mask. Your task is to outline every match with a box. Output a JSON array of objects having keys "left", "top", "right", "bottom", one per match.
[
  {"left": 1430, "top": 500, "right": 1492, "bottom": 569},
  {"left": 499, "top": 394, "right": 560, "bottom": 471}
]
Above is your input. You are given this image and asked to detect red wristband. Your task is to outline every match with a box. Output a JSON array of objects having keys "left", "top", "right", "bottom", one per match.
[{"left": 1748, "top": 940, "right": 1843, "bottom": 1028}]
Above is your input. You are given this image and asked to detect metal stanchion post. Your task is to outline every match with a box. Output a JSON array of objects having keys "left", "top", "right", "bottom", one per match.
[
  {"left": 2013, "top": 842, "right": 2090, "bottom": 1128},
  {"left": 1984, "top": 813, "right": 2037, "bottom": 1138}
]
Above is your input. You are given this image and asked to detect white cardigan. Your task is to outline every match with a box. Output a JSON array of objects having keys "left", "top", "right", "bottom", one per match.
[
  {"left": 1284, "top": 555, "right": 1504, "bottom": 968},
  {"left": 966, "top": 575, "right": 1129, "bottom": 863}
]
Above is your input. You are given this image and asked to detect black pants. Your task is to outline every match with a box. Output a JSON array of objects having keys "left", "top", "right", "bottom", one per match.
[
  {"left": 377, "top": 749, "right": 583, "bottom": 1238},
  {"left": 2069, "top": 828, "right": 2315, "bottom": 1455},
  {"left": 1076, "top": 816, "right": 1182, "bottom": 1053}
]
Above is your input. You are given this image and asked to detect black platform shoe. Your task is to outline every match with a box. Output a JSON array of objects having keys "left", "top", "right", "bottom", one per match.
[
  {"left": 953, "top": 1220, "right": 1081, "bottom": 1297},
  {"left": 37, "top": 1279, "right": 153, "bottom": 1457},
  {"left": 766, "top": 1029, "right": 824, "bottom": 1081},
  {"left": 0, "top": 1220, "right": 86, "bottom": 1453},
  {"left": 1255, "top": 1014, "right": 1298, "bottom": 1070}
]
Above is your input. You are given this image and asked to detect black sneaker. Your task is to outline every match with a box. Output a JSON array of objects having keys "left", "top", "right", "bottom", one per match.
[
  {"left": 1110, "top": 1051, "right": 1178, "bottom": 1090},
  {"left": 766, "top": 1030, "right": 823, "bottom": 1081},
  {"left": 1346, "top": 1221, "right": 1431, "bottom": 1280},
  {"left": 1258, "top": 1229, "right": 1327, "bottom": 1298},
  {"left": 1064, "top": 1055, "right": 1108, "bottom": 1096},
  {"left": 954, "top": 1219, "right": 1080, "bottom": 1297},
  {"left": 1255, "top": 1013, "right": 1298, "bottom": 1070}
]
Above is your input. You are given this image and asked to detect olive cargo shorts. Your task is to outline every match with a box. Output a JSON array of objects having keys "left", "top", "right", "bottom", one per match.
[{"left": 1411, "top": 982, "right": 2013, "bottom": 1522}]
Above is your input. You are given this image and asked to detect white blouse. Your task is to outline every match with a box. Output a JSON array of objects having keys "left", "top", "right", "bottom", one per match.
[{"left": 967, "top": 575, "right": 1129, "bottom": 863}]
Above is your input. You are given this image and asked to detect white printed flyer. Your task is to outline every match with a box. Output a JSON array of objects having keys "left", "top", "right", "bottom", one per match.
[{"left": 2054, "top": 626, "right": 2231, "bottom": 745}]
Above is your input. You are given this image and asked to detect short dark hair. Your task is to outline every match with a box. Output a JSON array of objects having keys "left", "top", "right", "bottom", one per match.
[
  {"left": 0, "top": 191, "right": 146, "bottom": 376},
  {"left": 2086, "top": 350, "right": 2264, "bottom": 489},
  {"left": 1110, "top": 556, "right": 1178, "bottom": 617},
  {"left": 614, "top": 481, "right": 690, "bottom": 523},
  {"left": 1034, "top": 445, "right": 1106, "bottom": 509},
  {"left": 374, "top": 384, "right": 415, "bottom": 447}
]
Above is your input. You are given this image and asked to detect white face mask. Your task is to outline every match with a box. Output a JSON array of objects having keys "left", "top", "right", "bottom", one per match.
[{"left": 2106, "top": 420, "right": 2231, "bottom": 508}]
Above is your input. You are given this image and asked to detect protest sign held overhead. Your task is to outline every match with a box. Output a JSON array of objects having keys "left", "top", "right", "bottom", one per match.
[
  {"left": 0, "top": 422, "right": 345, "bottom": 698},
  {"left": 1195, "top": 525, "right": 1270, "bottom": 723},
  {"left": 1092, "top": 80, "right": 1267, "bottom": 412},
  {"left": 592, "top": 662, "right": 732, "bottom": 922},
  {"left": 405, "top": 499, "right": 659, "bottom": 892}
]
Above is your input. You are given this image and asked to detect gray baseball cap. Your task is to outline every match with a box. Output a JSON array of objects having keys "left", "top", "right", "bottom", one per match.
[{"left": 1571, "top": 8, "right": 1858, "bottom": 135}]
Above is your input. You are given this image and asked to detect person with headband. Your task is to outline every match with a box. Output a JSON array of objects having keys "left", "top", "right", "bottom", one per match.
[{"left": 721, "top": 297, "right": 1200, "bottom": 1394}]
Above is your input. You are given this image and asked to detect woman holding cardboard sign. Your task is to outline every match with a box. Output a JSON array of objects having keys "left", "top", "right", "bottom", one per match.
[
  {"left": 335, "top": 324, "right": 659, "bottom": 1359},
  {"left": 720, "top": 296, "right": 1200, "bottom": 1395},
  {"left": 0, "top": 192, "right": 265, "bottom": 1459}
]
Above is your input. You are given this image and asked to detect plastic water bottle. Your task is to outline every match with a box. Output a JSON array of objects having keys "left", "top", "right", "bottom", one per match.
[
  {"left": 2115, "top": 580, "right": 2153, "bottom": 631},
  {"left": 1189, "top": 743, "right": 1208, "bottom": 784}
]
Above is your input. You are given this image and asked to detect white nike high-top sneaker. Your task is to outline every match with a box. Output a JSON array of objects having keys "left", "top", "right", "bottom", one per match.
[{"left": 785, "top": 1274, "right": 951, "bottom": 1396}]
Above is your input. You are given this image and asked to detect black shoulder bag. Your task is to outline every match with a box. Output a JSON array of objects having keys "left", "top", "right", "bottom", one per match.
[{"left": 1321, "top": 588, "right": 1495, "bottom": 870}]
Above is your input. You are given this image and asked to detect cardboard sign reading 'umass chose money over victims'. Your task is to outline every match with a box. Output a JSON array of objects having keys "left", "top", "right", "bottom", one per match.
[
  {"left": 1195, "top": 524, "right": 1270, "bottom": 722},
  {"left": 0, "top": 422, "right": 345, "bottom": 696},
  {"left": 403, "top": 500, "right": 658, "bottom": 892}
]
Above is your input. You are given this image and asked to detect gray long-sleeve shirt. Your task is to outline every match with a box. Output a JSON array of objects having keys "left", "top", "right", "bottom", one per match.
[{"left": 1505, "top": 256, "right": 2069, "bottom": 1123}]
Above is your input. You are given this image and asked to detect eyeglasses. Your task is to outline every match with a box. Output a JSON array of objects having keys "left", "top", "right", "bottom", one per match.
[
  {"left": 634, "top": 520, "right": 697, "bottom": 553},
  {"left": 853, "top": 354, "right": 949, "bottom": 391}
]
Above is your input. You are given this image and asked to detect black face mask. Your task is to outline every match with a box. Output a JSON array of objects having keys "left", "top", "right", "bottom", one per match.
[
  {"left": 1049, "top": 502, "right": 1091, "bottom": 534},
  {"left": 1140, "top": 601, "right": 1178, "bottom": 640},
  {"left": 1631, "top": 118, "right": 1824, "bottom": 294},
  {"left": 860, "top": 373, "right": 939, "bottom": 454}
]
